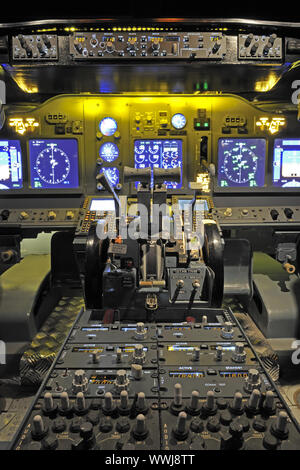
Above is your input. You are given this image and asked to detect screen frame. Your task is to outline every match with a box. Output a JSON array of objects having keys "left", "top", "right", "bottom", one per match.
[
  {"left": 216, "top": 137, "right": 267, "bottom": 189},
  {"left": 27, "top": 137, "right": 82, "bottom": 193},
  {"left": 133, "top": 138, "right": 184, "bottom": 190}
]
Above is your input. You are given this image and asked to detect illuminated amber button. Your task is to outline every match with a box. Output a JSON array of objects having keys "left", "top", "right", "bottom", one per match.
[
  {"left": 19, "top": 211, "right": 29, "bottom": 220},
  {"left": 223, "top": 208, "right": 232, "bottom": 217},
  {"left": 48, "top": 211, "right": 57, "bottom": 220},
  {"left": 66, "top": 211, "right": 74, "bottom": 220}
]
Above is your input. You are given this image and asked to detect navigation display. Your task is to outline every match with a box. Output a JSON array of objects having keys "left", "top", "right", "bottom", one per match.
[
  {"left": 134, "top": 139, "right": 182, "bottom": 189},
  {"left": 273, "top": 139, "right": 300, "bottom": 187},
  {"left": 29, "top": 139, "right": 79, "bottom": 189},
  {"left": 218, "top": 138, "right": 266, "bottom": 187},
  {"left": 0, "top": 140, "right": 23, "bottom": 190}
]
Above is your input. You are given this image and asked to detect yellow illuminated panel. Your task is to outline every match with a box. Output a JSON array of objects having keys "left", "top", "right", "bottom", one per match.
[
  {"left": 9, "top": 117, "right": 39, "bottom": 135},
  {"left": 196, "top": 172, "right": 210, "bottom": 192},
  {"left": 255, "top": 116, "right": 286, "bottom": 134}
]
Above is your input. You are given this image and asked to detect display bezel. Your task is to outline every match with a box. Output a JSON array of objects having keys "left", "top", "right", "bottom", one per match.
[
  {"left": 28, "top": 138, "right": 82, "bottom": 192},
  {"left": 216, "top": 137, "right": 267, "bottom": 189},
  {"left": 133, "top": 138, "right": 183, "bottom": 190}
]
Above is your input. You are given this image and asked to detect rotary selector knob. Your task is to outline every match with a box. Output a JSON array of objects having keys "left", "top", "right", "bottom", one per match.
[
  {"left": 106, "top": 40, "right": 115, "bottom": 53},
  {"left": 72, "top": 369, "right": 88, "bottom": 394},
  {"left": 152, "top": 38, "right": 160, "bottom": 51},
  {"left": 127, "top": 37, "right": 138, "bottom": 51},
  {"left": 215, "top": 346, "right": 223, "bottom": 361},
  {"left": 232, "top": 342, "right": 246, "bottom": 363},
  {"left": 221, "top": 322, "right": 234, "bottom": 339},
  {"left": 131, "top": 363, "right": 143, "bottom": 380},
  {"left": 134, "top": 322, "right": 147, "bottom": 340},
  {"left": 114, "top": 369, "right": 130, "bottom": 391},
  {"left": 132, "top": 344, "right": 146, "bottom": 365},
  {"left": 244, "top": 369, "right": 261, "bottom": 393}
]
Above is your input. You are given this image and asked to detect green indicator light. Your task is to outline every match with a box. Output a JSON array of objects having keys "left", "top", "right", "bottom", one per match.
[{"left": 203, "top": 81, "right": 208, "bottom": 90}]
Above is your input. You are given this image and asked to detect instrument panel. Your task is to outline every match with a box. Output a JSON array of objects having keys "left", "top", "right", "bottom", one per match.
[{"left": 0, "top": 93, "right": 299, "bottom": 200}]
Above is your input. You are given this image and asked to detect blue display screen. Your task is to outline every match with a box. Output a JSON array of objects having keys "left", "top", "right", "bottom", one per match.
[
  {"left": 134, "top": 139, "right": 182, "bottom": 189},
  {"left": 0, "top": 140, "right": 23, "bottom": 190},
  {"left": 273, "top": 139, "right": 300, "bottom": 187},
  {"left": 99, "top": 117, "right": 117, "bottom": 137},
  {"left": 218, "top": 138, "right": 266, "bottom": 187},
  {"left": 99, "top": 142, "right": 119, "bottom": 162},
  {"left": 103, "top": 167, "right": 119, "bottom": 187},
  {"left": 29, "top": 139, "right": 79, "bottom": 189}
]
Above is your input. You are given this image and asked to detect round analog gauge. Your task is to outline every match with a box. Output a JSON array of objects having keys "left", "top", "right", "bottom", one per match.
[
  {"left": 103, "top": 167, "right": 119, "bottom": 187},
  {"left": 99, "top": 142, "right": 119, "bottom": 162},
  {"left": 223, "top": 142, "right": 259, "bottom": 184},
  {"left": 35, "top": 144, "right": 70, "bottom": 185},
  {"left": 99, "top": 117, "right": 118, "bottom": 136},
  {"left": 171, "top": 113, "right": 187, "bottom": 130}
]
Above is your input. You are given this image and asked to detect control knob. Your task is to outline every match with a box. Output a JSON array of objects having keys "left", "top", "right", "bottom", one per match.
[
  {"left": 72, "top": 369, "right": 88, "bottom": 394},
  {"left": 232, "top": 342, "right": 246, "bottom": 363},
  {"left": 172, "top": 411, "right": 189, "bottom": 440},
  {"left": 244, "top": 33, "right": 253, "bottom": 47},
  {"left": 132, "top": 344, "right": 146, "bottom": 365},
  {"left": 152, "top": 38, "right": 160, "bottom": 51},
  {"left": 134, "top": 322, "right": 147, "bottom": 340},
  {"left": 132, "top": 414, "right": 149, "bottom": 440},
  {"left": 221, "top": 322, "right": 234, "bottom": 339},
  {"left": 114, "top": 369, "right": 130, "bottom": 391},
  {"left": 244, "top": 369, "right": 261, "bottom": 393},
  {"left": 106, "top": 41, "right": 115, "bottom": 53}
]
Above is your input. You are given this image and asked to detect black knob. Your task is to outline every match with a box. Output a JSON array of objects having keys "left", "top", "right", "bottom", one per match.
[
  {"left": 263, "top": 42, "right": 272, "bottom": 55},
  {"left": 268, "top": 33, "right": 277, "bottom": 45},
  {"left": 212, "top": 42, "right": 220, "bottom": 54},
  {"left": 79, "top": 421, "right": 94, "bottom": 440},
  {"left": 42, "top": 34, "right": 51, "bottom": 48},
  {"left": 41, "top": 435, "right": 58, "bottom": 450},
  {"left": 250, "top": 43, "right": 258, "bottom": 55},
  {"left": 18, "top": 34, "right": 27, "bottom": 48},
  {"left": 229, "top": 421, "right": 244, "bottom": 439},
  {"left": 284, "top": 208, "right": 293, "bottom": 219},
  {"left": 270, "top": 209, "right": 279, "bottom": 221},
  {"left": 0, "top": 209, "right": 10, "bottom": 221},
  {"left": 244, "top": 34, "right": 253, "bottom": 47}
]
